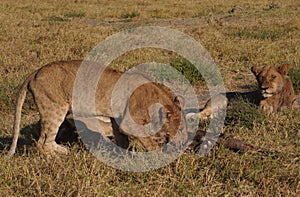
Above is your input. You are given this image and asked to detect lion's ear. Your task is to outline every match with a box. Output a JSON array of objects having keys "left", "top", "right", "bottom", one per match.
[
  {"left": 251, "top": 66, "right": 262, "bottom": 76},
  {"left": 174, "top": 95, "right": 185, "bottom": 110},
  {"left": 277, "top": 64, "right": 290, "bottom": 75}
]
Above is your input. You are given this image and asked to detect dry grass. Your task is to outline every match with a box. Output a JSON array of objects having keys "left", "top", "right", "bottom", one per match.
[{"left": 0, "top": 0, "right": 300, "bottom": 196}]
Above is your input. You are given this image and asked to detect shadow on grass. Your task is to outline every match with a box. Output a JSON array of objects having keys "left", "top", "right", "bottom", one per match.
[
  {"left": 0, "top": 119, "right": 81, "bottom": 155},
  {"left": 0, "top": 122, "right": 39, "bottom": 154},
  {"left": 0, "top": 117, "right": 131, "bottom": 155}
]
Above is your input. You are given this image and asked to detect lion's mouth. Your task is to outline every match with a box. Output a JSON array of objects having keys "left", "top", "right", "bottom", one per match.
[
  {"left": 261, "top": 90, "right": 273, "bottom": 98},
  {"left": 262, "top": 93, "right": 273, "bottom": 98}
]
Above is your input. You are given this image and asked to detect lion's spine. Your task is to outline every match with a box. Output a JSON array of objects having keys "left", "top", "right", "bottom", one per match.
[{"left": 7, "top": 71, "right": 37, "bottom": 156}]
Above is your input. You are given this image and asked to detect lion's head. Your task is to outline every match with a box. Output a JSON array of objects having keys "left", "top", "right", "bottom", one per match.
[
  {"left": 117, "top": 82, "right": 188, "bottom": 150},
  {"left": 251, "top": 64, "right": 290, "bottom": 98},
  {"left": 251, "top": 64, "right": 296, "bottom": 112}
]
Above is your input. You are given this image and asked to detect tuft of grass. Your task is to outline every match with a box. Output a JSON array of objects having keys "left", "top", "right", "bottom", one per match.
[
  {"left": 263, "top": 2, "right": 280, "bottom": 10},
  {"left": 289, "top": 66, "right": 300, "bottom": 94},
  {"left": 120, "top": 11, "right": 140, "bottom": 19},
  {"left": 42, "top": 16, "right": 67, "bottom": 22},
  {"left": 64, "top": 11, "right": 86, "bottom": 18},
  {"left": 0, "top": 83, "right": 17, "bottom": 111}
]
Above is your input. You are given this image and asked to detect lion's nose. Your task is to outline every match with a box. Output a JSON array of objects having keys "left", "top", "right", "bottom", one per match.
[
  {"left": 260, "top": 87, "right": 269, "bottom": 93},
  {"left": 261, "top": 87, "right": 267, "bottom": 90},
  {"left": 260, "top": 84, "right": 269, "bottom": 90}
]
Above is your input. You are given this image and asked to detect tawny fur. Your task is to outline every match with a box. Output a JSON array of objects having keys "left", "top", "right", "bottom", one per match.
[
  {"left": 251, "top": 64, "right": 296, "bottom": 113},
  {"left": 8, "top": 60, "right": 187, "bottom": 156}
]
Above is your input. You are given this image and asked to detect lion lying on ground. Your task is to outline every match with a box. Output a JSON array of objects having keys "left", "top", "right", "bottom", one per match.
[
  {"left": 197, "top": 64, "right": 297, "bottom": 119},
  {"left": 8, "top": 60, "right": 187, "bottom": 156}
]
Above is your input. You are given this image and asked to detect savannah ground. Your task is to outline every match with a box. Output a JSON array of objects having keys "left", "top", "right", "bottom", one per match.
[{"left": 0, "top": 0, "right": 300, "bottom": 196}]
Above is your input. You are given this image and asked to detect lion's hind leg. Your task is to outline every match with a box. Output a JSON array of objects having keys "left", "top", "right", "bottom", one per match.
[{"left": 36, "top": 101, "right": 69, "bottom": 155}]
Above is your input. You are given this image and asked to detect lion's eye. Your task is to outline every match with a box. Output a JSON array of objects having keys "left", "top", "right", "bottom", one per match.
[{"left": 271, "top": 75, "right": 276, "bottom": 80}]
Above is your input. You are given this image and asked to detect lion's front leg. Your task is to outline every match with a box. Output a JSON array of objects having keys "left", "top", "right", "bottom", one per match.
[
  {"left": 260, "top": 100, "right": 274, "bottom": 114},
  {"left": 189, "top": 94, "right": 228, "bottom": 120}
]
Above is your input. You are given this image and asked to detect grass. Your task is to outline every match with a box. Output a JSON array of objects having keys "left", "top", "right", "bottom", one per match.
[
  {"left": 120, "top": 11, "right": 140, "bottom": 19},
  {"left": 228, "top": 29, "right": 279, "bottom": 41},
  {"left": 169, "top": 57, "right": 205, "bottom": 85},
  {"left": 64, "top": 11, "right": 86, "bottom": 18},
  {"left": 0, "top": 0, "right": 299, "bottom": 196},
  {"left": 147, "top": 57, "right": 205, "bottom": 85},
  {"left": 225, "top": 99, "right": 267, "bottom": 129},
  {"left": 290, "top": 66, "right": 300, "bottom": 94}
]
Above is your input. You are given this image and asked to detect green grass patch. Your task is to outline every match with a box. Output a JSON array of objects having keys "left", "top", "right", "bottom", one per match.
[
  {"left": 120, "top": 11, "right": 140, "bottom": 19},
  {"left": 147, "top": 57, "right": 205, "bottom": 85},
  {"left": 289, "top": 66, "right": 300, "bottom": 94},
  {"left": 64, "top": 11, "right": 86, "bottom": 18},
  {"left": 42, "top": 16, "right": 68, "bottom": 22},
  {"left": 0, "top": 83, "right": 17, "bottom": 111},
  {"left": 169, "top": 57, "right": 205, "bottom": 85},
  {"left": 228, "top": 29, "right": 279, "bottom": 41},
  {"left": 225, "top": 99, "right": 266, "bottom": 129}
]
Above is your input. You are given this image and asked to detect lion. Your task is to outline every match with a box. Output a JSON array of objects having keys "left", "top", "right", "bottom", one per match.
[
  {"left": 251, "top": 64, "right": 296, "bottom": 113},
  {"left": 195, "top": 64, "right": 297, "bottom": 120},
  {"left": 7, "top": 60, "right": 187, "bottom": 156}
]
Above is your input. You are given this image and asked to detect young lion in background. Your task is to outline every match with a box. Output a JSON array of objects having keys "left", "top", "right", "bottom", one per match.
[
  {"left": 252, "top": 64, "right": 296, "bottom": 113},
  {"left": 197, "top": 64, "right": 297, "bottom": 119}
]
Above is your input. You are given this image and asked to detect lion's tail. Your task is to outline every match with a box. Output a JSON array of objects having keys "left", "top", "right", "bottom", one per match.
[{"left": 7, "top": 71, "right": 36, "bottom": 157}]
